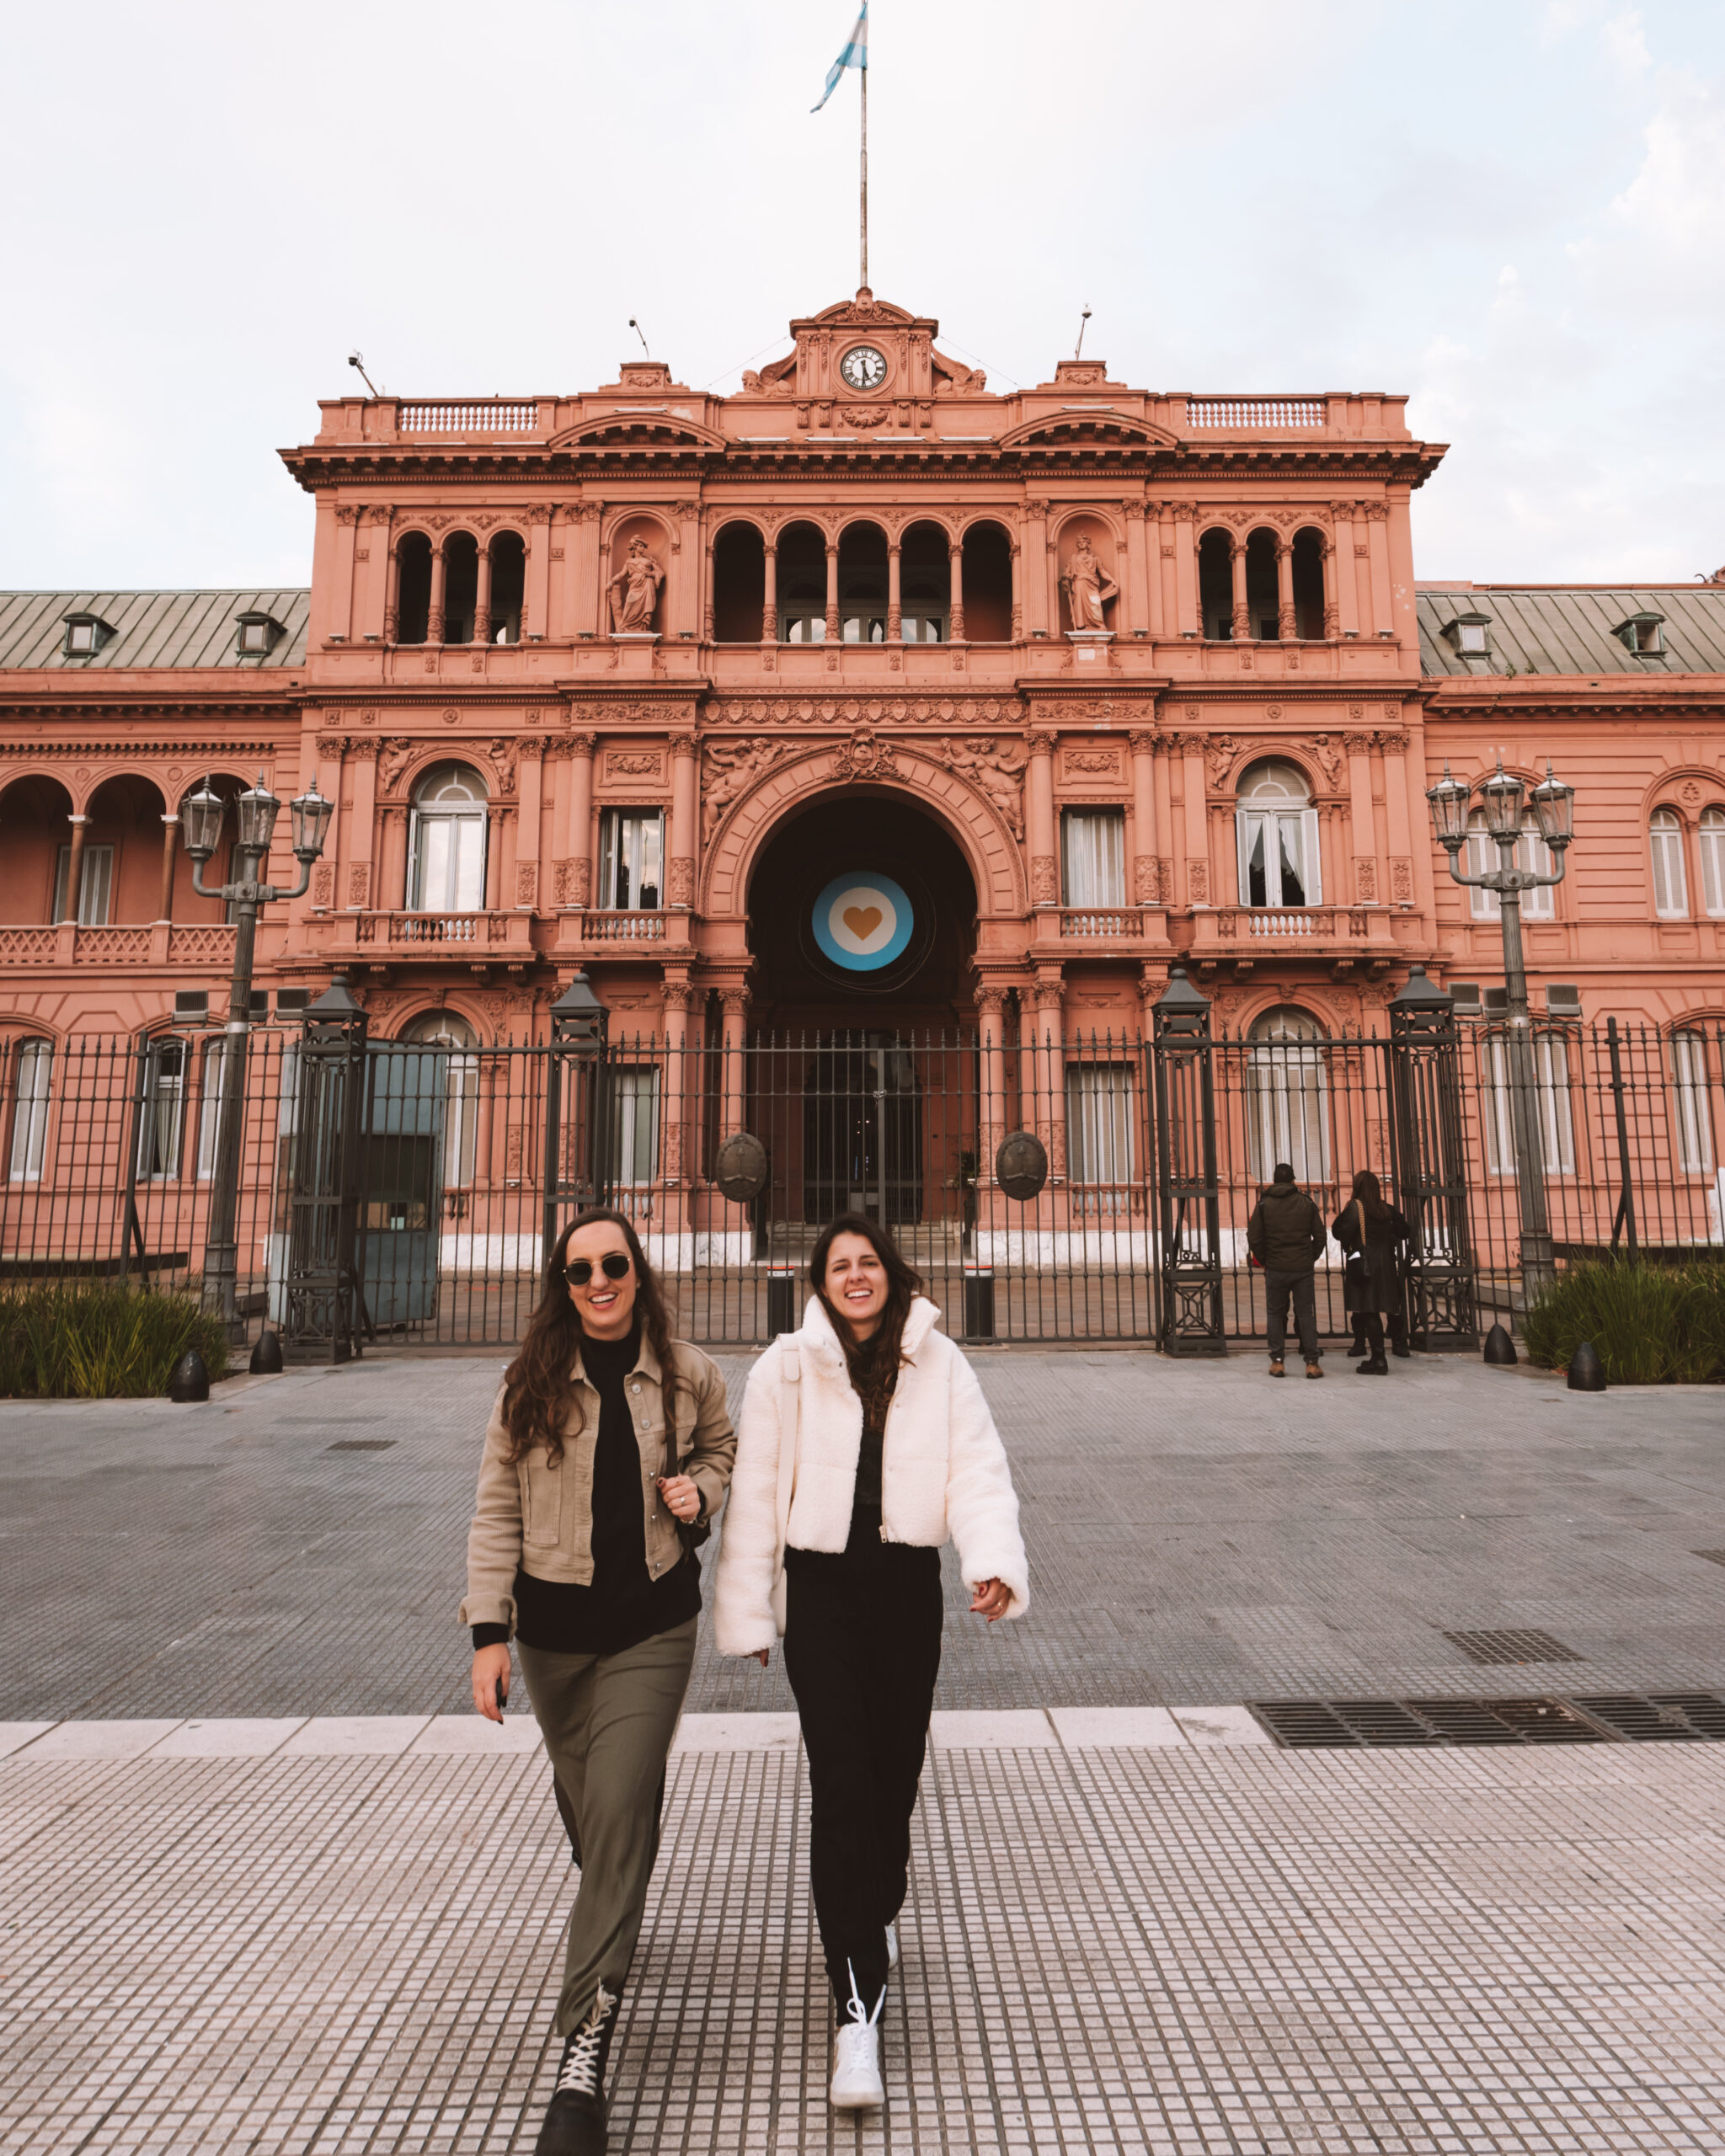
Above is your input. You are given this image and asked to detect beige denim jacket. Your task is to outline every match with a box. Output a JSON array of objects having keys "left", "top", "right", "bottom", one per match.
[{"left": 459, "top": 1334, "right": 736, "bottom": 1636}]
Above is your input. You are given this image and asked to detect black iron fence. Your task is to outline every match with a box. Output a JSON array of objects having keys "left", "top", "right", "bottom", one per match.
[{"left": 0, "top": 1007, "right": 1719, "bottom": 1355}]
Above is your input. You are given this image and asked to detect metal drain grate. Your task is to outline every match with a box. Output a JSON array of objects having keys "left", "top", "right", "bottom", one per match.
[
  {"left": 1441, "top": 1627, "right": 1583, "bottom": 1666},
  {"left": 327, "top": 1438, "right": 396, "bottom": 1452},
  {"left": 1249, "top": 1693, "right": 1725, "bottom": 1748}
]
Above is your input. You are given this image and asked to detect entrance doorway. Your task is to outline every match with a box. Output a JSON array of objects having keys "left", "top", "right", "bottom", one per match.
[{"left": 802, "top": 1034, "right": 923, "bottom": 1223}]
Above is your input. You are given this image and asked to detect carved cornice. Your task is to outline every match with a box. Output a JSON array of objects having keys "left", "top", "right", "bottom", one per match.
[{"left": 0, "top": 737, "right": 281, "bottom": 759}]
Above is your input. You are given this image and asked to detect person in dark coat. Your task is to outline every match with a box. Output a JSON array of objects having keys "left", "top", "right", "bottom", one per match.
[
  {"left": 1245, "top": 1162, "right": 1328, "bottom": 1379},
  {"left": 1331, "top": 1169, "right": 1413, "bottom": 1374}
]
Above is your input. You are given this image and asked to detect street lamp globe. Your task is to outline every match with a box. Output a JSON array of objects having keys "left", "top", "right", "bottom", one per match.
[
  {"left": 1530, "top": 761, "right": 1576, "bottom": 851},
  {"left": 181, "top": 778, "right": 226, "bottom": 861},
  {"left": 235, "top": 773, "right": 281, "bottom": 854},
  {"left": 1479, "top": 757, "right": 1526, "bottom": 842},
  {"left": 1425, "top": 765, "right": 1472, "bottom": 851},
  {"left": 289, "top": 783, "right": 334, "bottom": 862}
]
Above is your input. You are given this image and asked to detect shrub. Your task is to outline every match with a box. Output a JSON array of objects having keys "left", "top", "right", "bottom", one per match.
[
  {"left": 1523, "top": 1258, "right": 1725, "bottom": 1385},
  {"left": 0, "top": 1279, "right": 231, "bottom": 1399}
]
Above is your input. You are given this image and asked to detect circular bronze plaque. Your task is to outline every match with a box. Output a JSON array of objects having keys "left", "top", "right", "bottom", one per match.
[
  {"left": 995, "top": 1130, "right": 1049, "bottom": 1202},
  {"left": 714, "top": 1131, "right": 768, "bottom": 1203}
]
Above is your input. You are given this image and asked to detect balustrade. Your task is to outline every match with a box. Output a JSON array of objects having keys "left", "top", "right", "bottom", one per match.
[
  {"left": 398, "top": 400, "right": 540, "bottom": 435},
  {"left": 1184, "top": 397, "right": 1325, "bottom": 430},
  {"left": 1060, "top": 908, "right": 1145, "bottom": 941}
]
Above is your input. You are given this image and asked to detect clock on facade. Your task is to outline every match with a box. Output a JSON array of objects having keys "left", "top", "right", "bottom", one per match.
[{"left": 838, "top": 345, "right": 888, "bottom": 392}]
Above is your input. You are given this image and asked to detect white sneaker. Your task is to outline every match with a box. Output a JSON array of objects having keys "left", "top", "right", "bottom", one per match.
[
  {"left": 830, "top": 1961, "right": 885, "bottom": 2111},
  {"left": 885, "top": 1921, "right": 899, "bottom": 1970}
]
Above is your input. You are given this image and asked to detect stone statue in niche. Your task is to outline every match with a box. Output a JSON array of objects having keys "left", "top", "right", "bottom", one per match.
[
  {"left": 943, "top": 737, "right": 1027, "bottom": 840},
  {"left": 1060, "top": 534, "right": 1117, "bottom": 632},
  {"left": 608, "top": 536, "right": 665, "bottom": 634}
]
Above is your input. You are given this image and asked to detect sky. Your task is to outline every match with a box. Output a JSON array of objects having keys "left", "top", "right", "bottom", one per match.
[{"left": 2, "top": 0, "right": 1722, "bottom": 593}]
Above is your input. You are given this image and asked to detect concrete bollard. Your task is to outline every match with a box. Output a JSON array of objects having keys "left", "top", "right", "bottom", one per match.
[
  {"left": 1567, "top": 1339, "right": 1607, "bottom": 1392},
  {"left": 248, "top": 1331, "right": 284, "bottom": 1374},
  {"left": 168, "top": 1348, "right": 211, "bottom": 1403},
  {"left": 1482, "top": 1322, "right": 1517, "bottom": 1366}
]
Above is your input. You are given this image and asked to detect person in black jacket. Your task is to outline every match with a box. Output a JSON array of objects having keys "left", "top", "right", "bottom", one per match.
[
  {"left": 1331, "top": 1170, "right": 1413, "bottom": 1374},
  {"left": 1245, "top": 1162, "right": 1328, "bottom": 1379}
]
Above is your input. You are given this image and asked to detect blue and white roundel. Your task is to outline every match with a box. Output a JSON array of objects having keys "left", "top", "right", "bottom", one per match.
[{"left": 812, "top": 873, "right": 914, "bottom": 973}]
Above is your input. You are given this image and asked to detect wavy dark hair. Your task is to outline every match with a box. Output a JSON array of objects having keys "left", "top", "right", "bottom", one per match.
[
  {"left": 1349, "top": 1168, "right": 1394, "bottom": 1231},
  {"left": 809, "top": 1212, "right": 923, "bottom": 1424},
  {"left": 500, "top": 1208, "right": 680, "bottom": 1464}
]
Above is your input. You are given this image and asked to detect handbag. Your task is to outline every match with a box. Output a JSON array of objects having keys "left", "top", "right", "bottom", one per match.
[{"left": 662, "top": 1366, "right": 711, "bottom": 1555}]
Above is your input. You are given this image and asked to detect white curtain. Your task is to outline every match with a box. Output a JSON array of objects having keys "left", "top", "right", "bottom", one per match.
[
  {"left": 1065, "top": 1065, "right": 1135, "bottom": 1185},
  {"left": 1671, "top": 1032, "right": 1714, "bottom": 1176},
  {"left": 1650, "top": 810, "right": 1689, "bottom": 918},
  {"left": 8, "top": 1040, "right": 52, "bottom": 1182},
  {"left": 1061, "top": 811, "right": 1125, "bottom": 907}
]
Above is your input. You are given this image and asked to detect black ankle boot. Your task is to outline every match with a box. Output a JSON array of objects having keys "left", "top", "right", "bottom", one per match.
[{"left": 536, "top": 1983, "right": 619, "bottom": 2156}]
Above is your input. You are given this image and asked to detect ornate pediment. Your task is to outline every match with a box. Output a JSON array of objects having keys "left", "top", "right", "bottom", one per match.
[
  {"left": 547, "top": 412, "right": 727, "bottom": 457},
  {"left": 997, "top": 408, "right": 1179, "bottom": 454}
]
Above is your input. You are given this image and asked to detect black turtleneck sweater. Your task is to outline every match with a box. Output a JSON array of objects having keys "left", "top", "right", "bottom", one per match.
[{"left": 473, "top": 1321, "right": 700, "bottom": 1657}]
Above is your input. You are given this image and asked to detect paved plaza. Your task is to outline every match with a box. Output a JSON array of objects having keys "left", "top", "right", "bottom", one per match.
[{"left": 3, "top": 1348, "right": 1725, "bottom": 2150}]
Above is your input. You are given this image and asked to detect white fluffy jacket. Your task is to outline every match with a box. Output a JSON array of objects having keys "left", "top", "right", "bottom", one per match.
[{"left": 711, "top": 1294, "right": 1030, "bottom": 1657}]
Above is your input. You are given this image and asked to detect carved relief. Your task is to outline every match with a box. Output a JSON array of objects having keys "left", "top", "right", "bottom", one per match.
[
  {"left": 606, "top": 750, "right": 664, "bottom": 779},
  {"left": 1188, "top": 860, "right": 1210, "bottom": 905},
  {"left": 943, "top": 737, "right": 1027, "bottom": 840},
  {"left": 701, "top": 738, "right": 785, "bottom": 844},
  {"left": 489, "top": 739, "right": 519, "bottom": 794},
  {"left": 1203, "top": 735, "right": 1242, "bottom": 790},
  {"left": 1390, "top": 859, "right": 1414, "bottom": 903},
  {"left": 839, "top": 404, "right": 889, "bottom": 428},
  {"left": 668, "top": 857, "right": 695, "bottom": 907},
  {"left": 347, "top": 863, "right": 371, "bottom": 908},
  {"left": 515, "top": 862, "right": 538, "bottom": 907},
  {"left": 1310, "top": 734, "right": 1346, "bottom": 788},
  {"left": 831, "top": 728, "right": 898, "bottom": 782},
  {"left": 378, "top": 739, "right": 415, "bottom": 795},
  {"left": 1031, "top": 856, "right": 1058, "bottom": 905},
  {"left": 1063, "top": 748, "right": 1124, "bottom": 779},
  {"left": 312, "top": 863, "right": 335, "bottom": 909},
  {"left": 554, "top": 857, "right": 592, "bottom": 907},
  {"left": 1354, "top": 857, "right": 1378, "bottom": 904},
  {"left": 1134, "top": 855, "right": 1160, "bottom": 905}
]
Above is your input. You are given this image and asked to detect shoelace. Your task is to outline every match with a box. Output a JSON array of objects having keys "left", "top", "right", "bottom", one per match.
[
  {"left": 843, "top": 1960, "right": 885, "bottom": 2032},
  {"left": 555, "top": 1984, "right": 616, "bottom": 2097}
]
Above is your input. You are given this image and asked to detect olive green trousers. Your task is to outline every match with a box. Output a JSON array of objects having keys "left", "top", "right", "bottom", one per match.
[{"left": 517, "top": 1617, "right": 697, "bottom": 2034}]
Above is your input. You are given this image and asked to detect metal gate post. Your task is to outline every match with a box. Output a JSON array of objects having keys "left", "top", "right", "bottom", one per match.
[
  {"left": 545, "top": 974, "right": 609, "bottom": 1269},
  {"left": 1605, "top": 1017, "right": 1639, "bottom": 1260},
  {"left": 282, "top": 974, "right": 369, "bottom": 1363},
  {"left": 1151, "top": 967, "right": 1226, "bottom": 1355},
  {"left": 1386, "top": 964, "right": 1477, "bottom": 1349}
]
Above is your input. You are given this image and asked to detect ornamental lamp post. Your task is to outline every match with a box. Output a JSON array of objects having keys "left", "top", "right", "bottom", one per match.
[
  {"left": 1426, "top": 757, "right": 1574, "bottom": 1299},
  {"left": 184, "top": 772, "right": 333, "bottom": 1334}
]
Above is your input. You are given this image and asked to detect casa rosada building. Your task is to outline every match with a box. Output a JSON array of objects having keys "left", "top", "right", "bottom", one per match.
[{"left": 3, "top": 290, "right": 1723, "bottom": 1080}]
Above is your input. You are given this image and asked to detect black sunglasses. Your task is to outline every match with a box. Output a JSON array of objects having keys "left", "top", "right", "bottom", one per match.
[{"left": 564, "top": 1251, "right": 632, "bottom": 1287}]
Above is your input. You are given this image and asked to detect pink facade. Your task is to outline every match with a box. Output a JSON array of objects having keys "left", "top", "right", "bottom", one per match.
[{"left": 1, "top": 291, "right": 1721, "bottom": 1059}]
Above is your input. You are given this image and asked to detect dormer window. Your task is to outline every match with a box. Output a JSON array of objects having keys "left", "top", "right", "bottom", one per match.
[
  {"left": 1445, "top": 611, "right": 1492, "bottom": 659},
  {"left": 235, "top": 611, "right": 283, "bottom": 656},
  {"left": 1616, "top": 611, "right": 1665, "bottom": 657},
  {"left": 61, "top": 611, "right": 113, "bottom": 659}
]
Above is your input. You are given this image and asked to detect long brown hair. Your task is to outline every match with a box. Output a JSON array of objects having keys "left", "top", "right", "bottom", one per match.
[
  {"left": 500, "top": 1208, "right": 679, "bottom": 1463},
  {"left": 809, "top": 1212, "right": 923, "bottom": 1422},
  {"left": 1349, "top": 1168, "right": 1394, "bottom": 1231}
]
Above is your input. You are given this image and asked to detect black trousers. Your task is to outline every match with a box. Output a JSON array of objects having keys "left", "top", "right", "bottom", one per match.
[
  {"left": 782, "top": 1513, "right": 943, "bottom": 2016},
  {"left": 1263, "top": 1268, "right": 1317, "bottom": 1360}
]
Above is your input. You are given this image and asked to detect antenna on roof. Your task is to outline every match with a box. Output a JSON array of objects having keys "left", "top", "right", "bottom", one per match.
[
  {"left": 628, "top": 319, "right": 651, "bottom": 359},
  {"left": 1074, "top": 307, "right": 1092, "bottom": 361},
  {"left": 348, "top": 350, "right": 381, "bottom": 397}
]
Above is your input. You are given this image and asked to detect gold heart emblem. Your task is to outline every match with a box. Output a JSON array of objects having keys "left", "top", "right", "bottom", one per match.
[{"left": 841, "top": 905, "right": 884, "bottom": 941}]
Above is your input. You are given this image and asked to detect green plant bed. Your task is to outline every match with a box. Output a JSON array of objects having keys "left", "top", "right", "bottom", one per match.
[
  {"left": 0, "top": 1280, "right": 231, "bottom": 1399},
  {"left": 1523, "top": 1258, "right": 1725, "bottom": 1385}
]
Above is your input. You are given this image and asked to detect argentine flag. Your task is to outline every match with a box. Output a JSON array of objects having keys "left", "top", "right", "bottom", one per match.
[{"left": 812, "top": 3, "right": 867, "bottom": 110}]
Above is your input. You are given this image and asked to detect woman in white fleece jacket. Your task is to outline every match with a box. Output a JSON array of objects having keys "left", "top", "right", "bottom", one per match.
[{"left": 713, "top": 1211, "right": 1028, "bottom": 2114}]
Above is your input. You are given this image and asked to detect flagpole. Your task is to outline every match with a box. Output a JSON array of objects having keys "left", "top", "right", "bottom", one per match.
[{"left": 859, "top": 56, "right": 868, "bottom": 291}]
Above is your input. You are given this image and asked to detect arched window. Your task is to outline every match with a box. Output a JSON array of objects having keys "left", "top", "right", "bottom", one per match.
[
  {"left": 1236, "top": 760, "right": 1319, "bottom": 909},
  {"left": 1669, "top": 1029, "right": 1714, "bottom": 1176},
  {"left": 1701, "top": 807, "right": 1725, "bottom": 917},
  {"left": 487, "top": 533, "right": 526, "bottom": 644},
  {"left": 136, "top": 1035, "right": 187, "bottom": 1180},
  {"left": 7, "top": 1038, "right": 53, "bottom": 1182},
  {"left": 1246, "top": 1006, "right": 1330, "bottom": 1185},
  {"left": 409, "top": 766, "right": 488, "bottom": 913},
  {"left": 1464, "top": 810, "right": 1555, "bottom": 922},
  {"left": 1650, "top": 808, "right": 1689, "bottom": 918},
  {"left": 395, "top": 533, "right": 432, "bottom": 645},
  {"left": 401, "top": 1010, "right": 481, "bottom": 1189},
  {"left": 1198, "top": 530, "right": 1234, "bottom": 639}
]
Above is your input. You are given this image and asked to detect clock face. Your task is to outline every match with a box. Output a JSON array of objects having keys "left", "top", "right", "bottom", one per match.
[{"left": 839, "top": 344, "right": 888, "bottom": 392}]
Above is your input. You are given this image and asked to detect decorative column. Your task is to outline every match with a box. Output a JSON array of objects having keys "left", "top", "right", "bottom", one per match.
[
  {"left": 1025, "top": 730, "right": 1058, "bottom": 906},
  {"left": 331, "top": 507, "right": 360, "bottom": 643},
  {"left": 1130, "top": 732, "right": 1159, "bottom": 906},
  {"left": 676, "top": 500, "right": 701, "bottom": 638},
  {"left": 473, "top": 542, "right": 494, "bottom": 645},
  {"left": 1033, "top": 976, "right": 1066, "bottom": 1182},
  {"left": 1008, "top": 540, "right": 1023, "bottom": 641},
  {"left": 158, "top": 813, "right": 179, "bottom": 922},
  {"left": 668, "top": 734, "right": 697, "bottom": 909},
  {"left": 346, "top": 741, "right": 377, "bottom": 910},
  {"left": 383, "top": 533, "right": 403, "bottom": 643},
  {"left": 1322, "top": 534, "right": 1341, "bottom": 638},
  {"left": 661, "top": 979, "right": 692, "bottom": 1191},
  {"left": 702, "top": 541, "right": 716, "bottom": 643},
  {"left": 1344, "top": 728, "right": 1378, "bottom": 905},
  {"left": 1378, "top": 724, "right": 1416, "bottom": 909},
  {"left": 525, "top": 506, "right": 553, "bottom": 641},
  {"left": 359, "top": 507, "right": 390, "bottom": 643},
  {"left": 1338, "top": 502, "right": 1366, "bottom": 638},
  {"left": 887, "top": 541, "right": 903, "bottom": 642},
  {"left": 514, "top": 739, "right": 543, "bottom": 910},
  {"left": 1124, "top": 501, "right": 1150, "bottom": 638},
  {"left": 427, "top": 542, "right": 447, "bottom": 646},
  {"left": 977, "top": 985, "right": 1008, "bottom": 1168},
  {"left": 381, "top": 804, "right": 410, "bottom": 912},
  {"left": 761, "top": 533, "right": 778, "bottom": 645},
  {"left": 1182, "top": 737, "right": 1211, "bottom": 906},
  {"left": 484, "top": 806, "right": 503, "bottom": 913},
  {"left": 1229, "top": 535, "right": 1251, "bottom": 643},
  {"left": 558, "top": 732, "right": 596, "bottom": 908},
  {"left": 719, "top": 990, "right": 750, "bottom": 1137},
  {"left": 1365, "top": 504, "right": 1394, "bottom": 640},
  {"left": 948, "top": 530, "right": 965, "bottom": 642},
  {"left": 571, "top": 504, "right": 602, "bottom": 639},
  {"left": 311, "top": 735, "right": 345, "bottom": 913},
  {"left": 1172, "top": 505, "right": 1199, "bottom": 638},
  {"left": 1022, "top": 500, "right": 1049, "bottom": 638},
  {"left": 1276, "top": 539, "right": 1296, "bottom": 641},
  {"left": 824, "top": 539, "right": 840, "bottom": 643}
]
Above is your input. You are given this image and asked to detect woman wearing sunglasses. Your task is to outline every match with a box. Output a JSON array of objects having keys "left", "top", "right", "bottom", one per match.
[
  {"left": 462, "top": 1206, "right": 735, "bottom": 2156},
  {"left": 713, "top": 1213, "right": 1028, "bottom": 2114}
]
